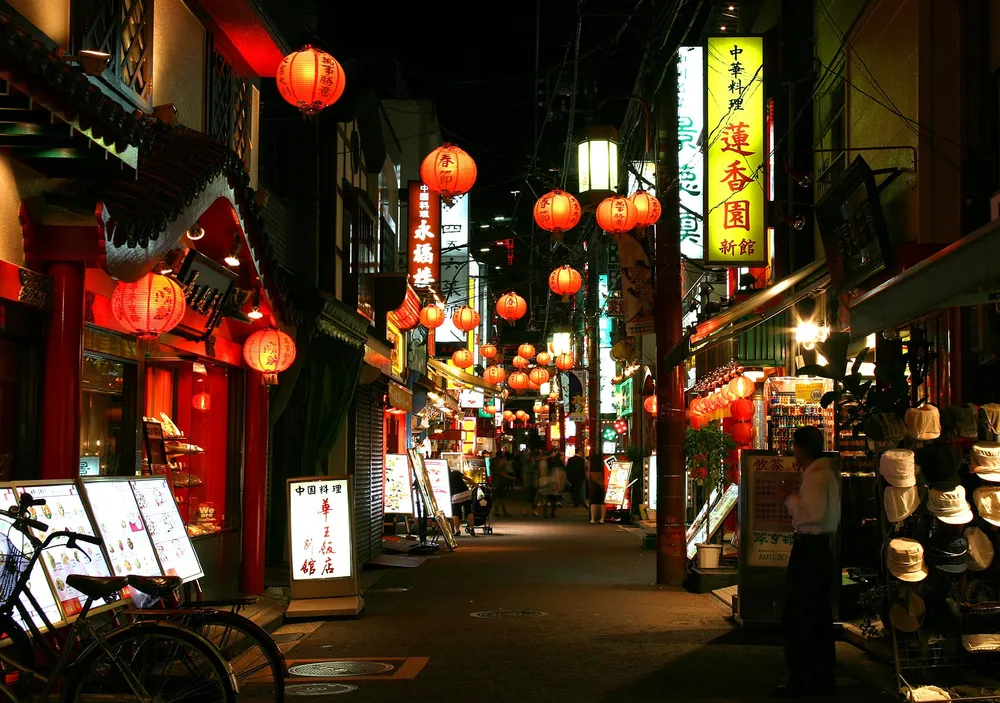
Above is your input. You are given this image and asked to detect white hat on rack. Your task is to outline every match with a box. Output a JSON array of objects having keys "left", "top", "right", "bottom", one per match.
[
  {"left": 971, "top": 442, "right": 1000, "bottom": 483},
  {"left": 905, "top": 405, "right": 941, "bottom": 441},
  {"left": 965, "top": 526, "right": 994, "bottom": 571},
  {"left": 973, "top": 485, "right": 1000, "bottom": 527},
  {"left": 884, "top": 485, "right": 920, "bottom": 523},
  {"left": 880, "top": 449, "right": 916, "bottom": 487},
  {"left": 888, "top": 537, "right": 930, "bottom": 582},
  {"left": 927, "top": 485, "right": 974, "bottom": 525}
]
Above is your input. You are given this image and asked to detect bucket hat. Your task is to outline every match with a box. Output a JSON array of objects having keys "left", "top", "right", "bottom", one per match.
[
  {"left": 964, "top": 526, "right": 994, "bottom": 571},
  {"left": 889, "top": 588, "right": 925, "bottom": 633},
  {"left": 971, "top": 442, "right": 1000, "bottom": 483},
  {"left": 881, "top": 449, "right": 916, "bottom": 488},
  {"left": 885, "top": 485, "right": 920, "bottom": 523},
  {"left": 906, "top": 405, "right": 941, "bottom": 441},
  {"left": 917, "top": 444, "right": 961, "bottom": 490},
  {"left": 973, "top": 485, "right": 1000, "bottom": 527},
  {"left": 926, "top": 530, "right": 969, "bottom": 573},
  {"left": 927, "top": 485, "right": 974, "bottom": 525},
  {"left": 888, "top": 537, "right": 930, "bottom": 582}
]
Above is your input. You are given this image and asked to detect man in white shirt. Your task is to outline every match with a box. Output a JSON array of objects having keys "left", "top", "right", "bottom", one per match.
[{"left": 774, "top": 426, "right": 840, "bottom": 698}]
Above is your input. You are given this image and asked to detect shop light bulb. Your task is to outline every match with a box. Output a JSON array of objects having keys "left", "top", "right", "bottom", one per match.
[
  {"left": 551, "top": 332, "right": 572, "bottom": 356},
  {"left": 743, "top": 370, "right": 765, "bottom": 381},
  {"left": 225, "top": 254, "right": 240, "bottom": 267},
  {"left": 248, "top": 308, "right": 264, "bottom": 320}
]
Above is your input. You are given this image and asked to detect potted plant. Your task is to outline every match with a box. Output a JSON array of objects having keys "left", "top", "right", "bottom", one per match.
[{"left": 685, "top": 423, "right": 736, "bottom": 568}]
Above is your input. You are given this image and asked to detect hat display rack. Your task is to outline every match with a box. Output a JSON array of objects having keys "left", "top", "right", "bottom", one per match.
[{"left": 873, "top": 402, "right": 1000, "bottom": 700}]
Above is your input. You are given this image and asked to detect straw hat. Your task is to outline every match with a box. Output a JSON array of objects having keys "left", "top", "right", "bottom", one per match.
[
  {"left": 889, "top": 588, "right": 925, "bottom": 633},
  {"left": 888, "top": 538, "right": 930, "bottom": 582},
  {"left": 973, "top": 485, "right": 1000, "bottom": 527}
]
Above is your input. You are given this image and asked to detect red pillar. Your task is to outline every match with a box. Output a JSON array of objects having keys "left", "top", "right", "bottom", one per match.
[
  {"left": 41, "top": 262, "right": 84, "bottom": 480},
  {"left": 241, "top": 373, "right": 269, "bottom": 595}
]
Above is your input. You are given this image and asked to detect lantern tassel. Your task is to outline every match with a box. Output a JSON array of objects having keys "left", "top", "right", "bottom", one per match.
[{"left": 263, "top": 372, "right": 278, "bottom": 385}]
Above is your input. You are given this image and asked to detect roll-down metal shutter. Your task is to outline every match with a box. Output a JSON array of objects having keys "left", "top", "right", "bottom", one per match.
[{"left": 352, "top": 382, "right": 385, "bottom": 564}]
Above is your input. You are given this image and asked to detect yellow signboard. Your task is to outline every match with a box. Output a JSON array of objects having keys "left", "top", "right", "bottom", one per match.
[{"left": 705, "top": 36, "right": 767, "bottom": 266}]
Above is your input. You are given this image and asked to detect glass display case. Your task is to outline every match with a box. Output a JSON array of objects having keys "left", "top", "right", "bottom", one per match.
[
  {"left": 764, "top": 376, "right": 835, "bottom": 452},
  {"left": 81, "top": 353, "right": 136, "bottom": 476}
]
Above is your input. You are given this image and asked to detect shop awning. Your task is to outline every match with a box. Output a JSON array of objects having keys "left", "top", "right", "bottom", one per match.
[
  {"left": 849, "top": 217, "right": 1000, "bottom": 339},
  {"left": 427, "top": 358, "right": 497, "bottom": 394}
]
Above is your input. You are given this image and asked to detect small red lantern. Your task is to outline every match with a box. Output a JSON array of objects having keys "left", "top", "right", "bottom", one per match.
[
  {"left": 484, "top": 366, "right": 507, "bottom": 386},
  {"left": 643, "top": 395, "right": 657, "bottom": 415},
  {"left": 729, "top": 375, "right": 755, "bottom": 398},
  {"left": 192, "top": 392, "right": 211, "bottom": 412},
  {"left": 536, "top": 351, "right": 552, "bottom": 366},
  {"left": 555, "top": 353, "right": 575, "bottom": 371},
  {"left": 547, "top": 392, "right": 559, "bottom": 403},
  {"left": 419, "top": 304, "right": 446, "bottom": 329},
  {"left": 244, "top": 328, "right": 297, "bottom": 385},
  {"left": 595, "top": 195, "right": 639, "bottom": 235},
  {"left": 508, "top": 371, "right": 529, "bottom": 391},
  {"left": 630, "top": 190, "right": 662, "bottom": 227},
  {"left": 452, "top": 305, "right": 480, "bottom": 333},
  {"left": 485, "top": 404, "right": 497, "bottom": 415},
  {"left": 518, "top": 344, "right": 536, "bottom": 359},
  {"left": 503, "top": 410, "right": 515, "bottom": 422},
  {"left": 541, "top": 404, "right": 551, "bottom": 414},
  {"left": 548, "top": 266, "right": 583, "bottom": 301},
  {"left": 533, "top": 402, "right": 544, "bottom": 414},
  {"left": 731, "top": 422, "right": 754, "bottom": 446},
  {"left": 515, "top": 410, "right": 529, "bottom": 422},
  {"left": 452, "top": 349, "right": 474, "bottom": 369},
  {"left": 276, "top": 46, "right": 346, "bottom": 116},
  {"left": 689, "top": 398, "right": 703, "bottom": 414},
  {"left": 690, "top": 414, "right": 708, "bottom": 430},
  {"left": 420, "top": 144, "right": 477, "bottom": 200},
  {"left": 533, "top": 189, "right": 581, "bottom": 238},
  {"left": 480, "top": 343, "right": 498, "bottom": 360},
  {"left": 512, "top": 356, "right": 529, "bottom": 369},
  {"left": 731, "top": 398, "right": 755, "bottom": 422},
  {"left": 496, "top": 292, "right": 527, "bottom": 322},
  {"left": 529, "top": 367, "right": 550, "bottom": 386},
  {"left": 527, "top": 378, "right": 540, "bottom": 391},
  {"left": 111, "top": 273, "right": 187, "bottom": 338}
]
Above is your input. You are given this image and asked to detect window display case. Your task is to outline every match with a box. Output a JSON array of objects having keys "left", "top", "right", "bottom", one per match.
[
  {"left": 764, "top": 376, "right": 835, "bottom": 452},
  {"left": 81, "top": 353, "right": 137, "bottom": 476}
]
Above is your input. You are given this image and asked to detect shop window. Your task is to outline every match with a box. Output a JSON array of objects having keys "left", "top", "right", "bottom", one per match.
[
  {"left": 81, "top": 353, "right": 137, "bottom": 476},
  {"left": 72, "top": 0, "right": 153, "bottom": 108}
]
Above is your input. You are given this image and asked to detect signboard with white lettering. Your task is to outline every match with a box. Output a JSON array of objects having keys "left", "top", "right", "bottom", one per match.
[
  {"left": 407, "top": 182, "right": 441, "bottom": 291},
  {"left": 678, "top": 45, "right": 704, "bottom": 261}
]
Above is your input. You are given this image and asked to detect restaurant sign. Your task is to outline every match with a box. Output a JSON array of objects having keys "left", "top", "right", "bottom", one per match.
[
  {"left": 678, "top": 45, "right": 704, "bottom": 261},
  {"left": 407, "top": 181, "right": 442, "bottom": 291},
  {"left": 173, "top": 250, "right": 238, "bottom": 340}
]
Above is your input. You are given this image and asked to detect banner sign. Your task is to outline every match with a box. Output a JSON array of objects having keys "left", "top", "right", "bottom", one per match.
[
  {"left": 618, "top": 230, "right": 655, "bottom": 336},
  {"left": 678, "top": 45, "right": 704, "bottom": 260},
  {"left": 705, "top": 36, "right": 767, "bottom": 266},
  {"left": 289, "top": 477, "right": 353, "bottom": 582},
  {"left": 407, "top": 182, "right": 441, "bottom": 290}
]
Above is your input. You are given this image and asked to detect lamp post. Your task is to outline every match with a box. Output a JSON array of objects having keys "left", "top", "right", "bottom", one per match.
[{"left": 576, "top": 126, "right": 620, "bottom": 202}]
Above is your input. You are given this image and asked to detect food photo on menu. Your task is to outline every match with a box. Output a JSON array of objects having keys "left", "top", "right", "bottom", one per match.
[{"left": 82, "top": 481, "right": 161, "bottom": 578}]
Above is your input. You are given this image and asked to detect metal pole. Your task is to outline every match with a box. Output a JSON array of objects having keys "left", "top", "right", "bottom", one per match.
[
  {"left": 655, "top": 57, "right": 687, "bottom": 585},
  {"left": 587, "top": 252, "right": 602, "bottom": 506}
]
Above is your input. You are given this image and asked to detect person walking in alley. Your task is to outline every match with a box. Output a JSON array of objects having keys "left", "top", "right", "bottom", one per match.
[
  {"left": 539, "top": 452, "right": 566, "bottom": 518},
  {"left": 522, "top": 450, "right": 539, "bottom": 516},
  {"left": 566, "top": 453, "right": 587, "bottom": 507},
  {"left": 491, "top": 452, "right": 513, "bottom": 517},
  {"left": 774, "top": 426, "right": 840, "bottom": 698}
]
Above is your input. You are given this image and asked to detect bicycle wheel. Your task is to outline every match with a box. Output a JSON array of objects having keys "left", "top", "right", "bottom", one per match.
[
  {"left": 0, "top": 613, "right": 32, "bottom": 673},
  {"left": 188, "top": 610, "right": 286, "bottom": 702},
  {"left": 61, "top": 620, "right": 236, "bottom": 703}
]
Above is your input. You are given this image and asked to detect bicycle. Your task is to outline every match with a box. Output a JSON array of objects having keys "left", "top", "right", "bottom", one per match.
[{"left": 0, "top": 492, "right": 238, "bottom": 702}]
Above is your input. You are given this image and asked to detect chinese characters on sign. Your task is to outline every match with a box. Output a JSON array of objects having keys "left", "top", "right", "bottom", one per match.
[
  {"left": 677, "top": 46, "right": 704, "bottom": 261},
  {"left": 705, "top": 37, "right": 767, "bottom": 266},
  {"left": 604, "top": 461, "right": 633, "bottom": 508},
  {"left": 746, "top": 454, "right": 802, "bottom": 567},
  {"left": 289, "top": 479, "right": 353, "bottom": 582},
  {"left": 407, "top": 181, "right": 442, "bottom": 291}
]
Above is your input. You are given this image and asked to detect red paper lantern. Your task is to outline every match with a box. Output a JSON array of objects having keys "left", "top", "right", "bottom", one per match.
[
  {"left": 527, "top": 378, "right": 540, "bottom": 391},
  {"left": 485, "top": 404, "right": 497, "bottom": 415},
  {"left": 630, "top": 190, "right": 662, "bottom": 227},
  {"left": 244, "top": 328, "right": 297, "bottom": 384},
  {"left": 547, "top": 392, "right": 559, "bottom": 402},
  {"left": 518, "top": 344, "right": 536, "bottom": 359},
  {"left": 515, "top": 410, "right": 529, "bottom": 421},
  {"left": 729, "top": 375, "right": 755, "bottom": 398},
  {"left": 419, "top": 304, "right": 446, "bottom": 329},
  {"left": 533, "top": 402, "right": 544, "bottom": 414},
  {"left": 496, "top": 292, "right": 527, "bottom": 322},
  {"left": 276, "top": 46, "right": 346, "bottom": 116},
  {"left": 503, "top": 410, "right": 515, "bottom": 422},
  {"left": 533, "top": 189, "right": 581, "bottom": 236},
  {"left": 595, "top": 195, "right": 639, "bottom": 234},
  {"left": 480, "top": 343, "right": 498, "bottom": 360},
  {"left": 452, "top": 305, "right": 480, "bottom": 333},
  {"left": 529, "top": 367, "right": 550, "bottom": 386},
  {"left": 548, "top": 266, "right": 583, "bottom": 301},
  {"left": 644, "top": 395, "right": 657, "bottom": 415},
  {"left": 111, "top": 273, "right": 186, "bottom": 338},
  {"left": 420, "top": 144, "right": 477, "bottom": 199},
  {"left": 508, "top": 371, "right": 529, "bottom": 391},
  {"left": 731, "top": 422, "right": 754, "bottom": 446},
  {"left": 690, "top": 414, "right": 707, "bottom": 430},
  {"left": 512, "top": 356, "right": 530, "bottom": 369},
  {"left": 483, "top": 366, "right": 506, "bottom": 386},
  {"left": 731, "top": 398, "right": 755, "bottom": 422},
  {"left": 452, "top": 349, "right": 474, "bottom": 369},
  {"left": 536, "top": 351, "right": 552, "bottom": 366},
  {"left": 555, "top": 353, "right": 575, "bottom": 371},
  {"left": 192, "top": 392, "right": 211, "bottom": 412},
  {"left": 690, "top": 398, "right": 704, "bottom": 414}
]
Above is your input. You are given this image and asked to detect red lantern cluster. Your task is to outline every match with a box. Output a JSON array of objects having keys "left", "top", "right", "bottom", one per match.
[
  {"left": 420, "top": 144, "right": 477, "bottom": 200},
  {"left": 484, "top": 366, "right": 506, "bottom": 386},
  {"left": 555, "top": 353, "right": 575, "bottom": 371},
  {"left": 276, "top": 46, "right": 347, "bottom": 116},
  {"left": 244, "top": 328, "right": 297, "bottom": 385},
  {"left": 503, "top": 410, "right": 515, "bottom": 422},
  {"left": 515, "top": 410, "right": 529, "bottom": 422},
  {"left": 596, "top": 195, "right": 638, "bottom": 235},
  {"left": 548, "top": 266, "right": 582, "bottom": 301},
  {"left": 496, "top": 292, "right": 527, "bottom": 322},
  {"left": 111, "top": 273, "right": 187, "bottom": 338},
  {"left": 533, "top": 189, "right": 581, "bottom": 236},
  {"left": 518, "top": 343, "right": 536, "bottom": 359},
  {"left": 508, "top": 371, "right": 529, "bottom": 391}
]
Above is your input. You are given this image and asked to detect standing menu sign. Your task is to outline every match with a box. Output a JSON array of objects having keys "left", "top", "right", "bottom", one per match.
[
  {"left": 14, "top": 481, "right": 119, "bottom": 619},
  {"left": 409, "top": 450, "right": 456, "bottom": 550},
  {"left": 384, "top": 454, "right": 414, "bottom": 515},
  {"left": 80, "top": 479, "right": 161, "bottom": 579},
  {"left": 130, "top": 477, "right": 203, "bottom": 582},
  {"left": 285, "top": 476, "right": 364, "bottom": 618},
  {"left": 424, "top": 459, "right": 453, "bottom": 518},
  {"left": 604, "top": 460, "right": 633, "bottom": 508}
]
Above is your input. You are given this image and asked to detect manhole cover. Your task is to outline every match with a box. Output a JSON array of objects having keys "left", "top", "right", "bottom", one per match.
[
  {"left": 470, "top": 610, "right": 548, "bottom": 619},
  {"left": 287, "top": 682, "right": 358, "bottom": 696},
  {"left": 289, "top": 661, "right": 394, "bottom": 677},
  {"left": 367, "top": 586, "right": 411, "bottom": 593}
]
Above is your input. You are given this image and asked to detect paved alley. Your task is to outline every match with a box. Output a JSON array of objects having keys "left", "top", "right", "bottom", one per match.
[{"left": 274, "top": 499, "right": 895, "bottom": 702}]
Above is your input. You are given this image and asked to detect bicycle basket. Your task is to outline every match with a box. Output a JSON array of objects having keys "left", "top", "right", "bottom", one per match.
[{"left": 0, "top": 535, "right": 31, "bottom": 606}]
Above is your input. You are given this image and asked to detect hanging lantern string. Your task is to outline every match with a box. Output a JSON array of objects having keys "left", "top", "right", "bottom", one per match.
[{"left": 692, "top": 360, "right": 745, "bottom": 393}]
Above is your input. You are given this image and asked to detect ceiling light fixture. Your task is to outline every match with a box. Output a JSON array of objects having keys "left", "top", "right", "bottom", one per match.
[
  {"left": 224, "top": 237, "right": 242, "bottom": 267},
  {"left": 247, "top": 290, "right": 264, "bottom": 320},
  {"left": 186, "top": 223, "right": 205, "bottom": 241}
]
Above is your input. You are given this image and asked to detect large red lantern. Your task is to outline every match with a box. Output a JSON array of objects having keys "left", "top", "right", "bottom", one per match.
[
  {"left": 548, "top": 266, "right": 583, "bottom": 301},
  {"left": 555, "top": 353, "right": 575, "bottom": 371},
  {"left": 529, "top": 367, "right": 550, "bottom": 386},
  {"left": 419, "top": 304, "right": 446, "bottom": 329},
  {"left": 595, "top": 195, "right": 639, "bottom": 234},
  {"left": 508, "top": 371, "right": 529, "bottom": 391},
  {"left": 452, "top": 305, "right": 480, "bottom": 333},
  {"left": 512, "top": 356, "right": 529, "bottom": 369},
  {"left": 515, "top": 410, "right": 529, "bottom": 422},
  {"left": 420, "top": 144, "right": 477, "bottom": 201},
  {"left": 244, "top": 328, "right": 297, "bottom": 385},
  {"left": 452, "top": 349, "right": 474, "bottom": 369},
  {"left": 731, "top": 398, "right": 755, "bottom": 422},
  {"left": 496, "top": 292, "right": 527, "bottom": 322},
  {"left": 536, "top": 351, "right": 552, "bottom": 366},
  {"left": 731, "top": 422, "right": 754, "bottom": 446},
  {"left": 484, "top": 404, "right": 497, "bottom": 415},
  {"left": 527, "top": 378, "right": 540, "bottom": 391},
  {"left": 630, "top": 190, "right": 662, "bottom": 227},
  {"left": 503, "top": 410, "right": 515, "bottom": 422},
  {"left": 483, "top": 366, "right": 507, "bottom": 386},
  {"left": 644, "top": 395, "right": 657, "bottom": 415},
  {"left": 518, "top": 344, "right": 536, "bottom": 359},
  {"left": 729, "top": 375, "right": 755, "bottom": 399},
  {"left": 276, "top": 46, "right": 346, "bottom": 116},
  {"left": 111, "top": 273, "right": 186, "bottom": 338},
  {"left": 480, "top": 343, "right": 498, "bottom": 360},
  {"left": 533, "top": 189, "right": 581, "bottom": 237}
]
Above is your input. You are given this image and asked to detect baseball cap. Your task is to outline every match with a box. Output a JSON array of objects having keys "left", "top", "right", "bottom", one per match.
[{"left": 926, "top": 530, "right": 969, "bottom": 573}]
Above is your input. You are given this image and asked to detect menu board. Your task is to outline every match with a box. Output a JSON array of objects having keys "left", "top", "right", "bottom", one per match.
[
  {"left": 383, "top": 454, "right": 414, "bottom": 515},
  {"left": 130, "top": 478, "right": 203, "bottom": 582},
  {"left": 81, "top": 480, "right": 161, "bottom": 579},
  {"left": 14, "top": 482, "right": 118, "bottom": 618},
  {"left": 424, "top": 459, "right": 453, "bottom": 518},
  {"left": 0, "top": 487, "right": 64, "bottom": 631},
  {"left": 408, "top": 450, "right": 456, "bottom": 551},
  {"left": 605, "top": 460, "right": 633, "bottom": 507},
  {"left": 289, "top": 478, "right": 353, "bottom": 581}
]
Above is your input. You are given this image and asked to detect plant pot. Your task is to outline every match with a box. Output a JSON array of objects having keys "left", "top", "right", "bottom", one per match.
[{"left": 696, "top": 543, "right": 723, "bottom": 569}]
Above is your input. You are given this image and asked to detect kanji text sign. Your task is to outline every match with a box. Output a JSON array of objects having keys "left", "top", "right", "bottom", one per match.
[
  {"left": 289, "top": 478, "right": 353, "bottom": 581},
  {"left": 408, "top": 181, "right": 442, "bottom": 290}
]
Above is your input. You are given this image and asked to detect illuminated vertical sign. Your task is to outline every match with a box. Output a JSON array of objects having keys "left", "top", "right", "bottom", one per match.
[
  {"left": 407, "top": 181, "right": 441, "bottom": 290},
  {"left": 598, "top": 275, "right": 615, "bottom": 414},
  {"left": 705, "top": 36, "right": 767, "bottom": 266},
  {"left": 436, "top": 195, "right": 470, "bottom": 344},
  {"left": 677, "top": 46, "right": 704, "bottom": 260}
]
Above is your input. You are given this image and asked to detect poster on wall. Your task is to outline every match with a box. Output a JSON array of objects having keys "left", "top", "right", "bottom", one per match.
[
  {"left": 604, "top": 460, "right": 633, "bottom": 508},
  {"left": 424, "top": 459, "right": 454, "bottom": 518},
  {"left": 81, "top": 479, "right": 161, "bottom": 579},
  {"left": 617, "top": 231, "right": 655, "bottom": 336},
  {"left": 130, "top": 477, "right": 204, "bottom": 582},
  {"left": 384, "top": 454, "right": 414, "bottom": 515}
]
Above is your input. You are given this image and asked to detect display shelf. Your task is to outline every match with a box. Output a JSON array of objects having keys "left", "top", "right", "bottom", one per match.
[{"left": 764, "top": 377, "right": 834, "bottom": 453}]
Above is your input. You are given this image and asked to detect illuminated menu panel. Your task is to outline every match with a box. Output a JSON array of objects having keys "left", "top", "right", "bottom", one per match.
[
  {"left": 424, "top": 459, "right": 453, "bottom": 518},
  {"left": 384, "top": 454, "right": 414, "bottom": 515},
  {"left": 130, "top": 478, "right": 203, "bottom": 582},
  {"left": 13, "top": 482, "right": 117, "bottom": 618},
  {"left": 289, "top": 478, "right": 352, "bottom": 581},
  {"left": 82, "top": 480, "right": 161, "bottom": 579},
  {"left": 0, "top": 487, "right": 64, "bottom": 631}
]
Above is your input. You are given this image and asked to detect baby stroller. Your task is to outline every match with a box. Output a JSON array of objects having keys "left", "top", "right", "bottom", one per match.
[{"left": 465, "top": 483, "right": 493, "bottom": 535}]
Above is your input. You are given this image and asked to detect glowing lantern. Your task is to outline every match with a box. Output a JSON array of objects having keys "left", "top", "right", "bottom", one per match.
[
  {"left": 192, "top": 392, "right": 211, "bottom": 412},
  {"left": 610, "top": 339, "right": 635, "bottom": 363},
  {"left": 512, "top": 356, "right": 529, "bottom": 369},
  {"left": 533, "top": 189, "right": 581, "bottom": 238},
  {"left": 276, "top": 46, "right": 346, "bottom": 116},
  {"left": 483, "top": 366, "right": 507, "bottom": 386},
  {"left": 722, "top": 388, "right": 737, "bottom": 404},
  {"left": 500, "top": 388, "right": 510, "bottom": 401},
  {"left": 729, "top": 375, "right": 755, "bottom": 399},
  {"left": 577, "top": 126, "right": 619, "bottom": 193},
  {"left": 518, "top": 344, "right": 536, "bottom": 359},
  {"left": 536, "top": 351, "right": 552, "bottom": 366},
  {"left": 529, "top": 367, "right": 550, "bottom": 386},
  {"left": 111, "top": 273, "right": 186, "bottom": 338},
  {"left": 541, "top": 404, "right": 550, "bottom": 414},
  {"left": 548, "top": 266, "right": 583, "bottom": 301},
  {"left": 243, "top": 328, "right": 297, "bottom": 384},
  {"left": 508, "top": 371, "right": 529, "bottom": 391},
  {"left": 595, "top": 195, "right": 638, "bottom": 235},
  {"left": 643, "top": 395, "right": 657, "bottom": 415},
  {"left": 527, "top": 378, "right": 540, "bottom": 391},
  {"left": 480, "top": 343, "right": 498, "bottom": 360},
  {"left": 630, "top": 189, "right": 662, "bottom": 227},
  {"left": 420, "top": 144, "right": 477, "bottom": 201},
  {"left": 503, "top": 410, "right": 515, "bottom": 422},
  {"left": 515, "top": 410, "right": 529, "bottom": 422},
  {"left": 533, "top": 402, "right": 544, "bottom": 414},
  {"left": 452, "top": 349, "right": 473, "bottom": 369},
  {"left": 731, "top": 422, "right": 754, "bottom": 446},
  {"left": 731, "top": 398, "right": 755, "bottom": 422},
  {"left": 496, "top": 292, "right": 527, "bottom": 322},
  {"left": 419, "top": 304, "right": 446, "bottom": 329},
  {"left": 555, "top": 353, "right": 575, "bottom": 371},
  {"left": 547, "top": 392, "right": 559, "bottom": 403},
  {"left": 690, "top": 414, "right": 708, "bottom": 430},
  {"left": 452, "top": 305, "right": 480, "bottom": 333},
  {"left": 485, "top": 404, "right": 497, "bottom": 415}
]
